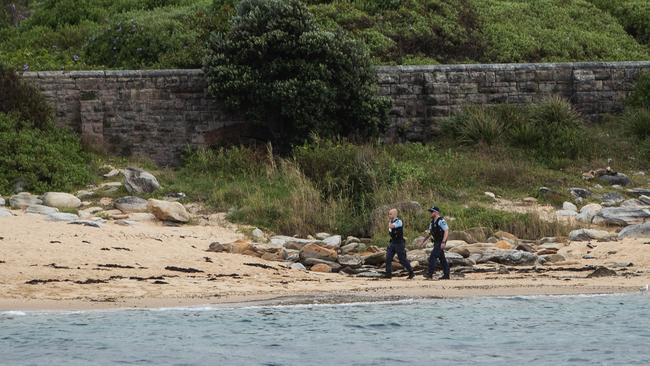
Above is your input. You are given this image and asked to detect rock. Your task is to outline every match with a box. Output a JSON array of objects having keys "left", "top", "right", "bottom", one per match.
[
  {"left": 41, "top": 192, "right": 81, "bottom": 209},
  {"left": 485, "top": 192, "right": 496, "bottom": 200},
  {"left": 556, "top": 210, "right": 577, "bottom": 218},
  {"left": 299, "top": 243, "right": 338, "bottom": 262},
  {"left": 114, "top": 196, "right": 149, "bottom": 213},
  {"left": 286, "top": 249, "right": 300, "bottom": 262},
  {"left": 314, "top": 232, "right": 331, "bottom": 240},
  {"left": 448, "top": 230, "right": 477, "bottom": 244},
  {"left": 536, "top": 249, "right": 558, "bottom": 256},
  {"left": 123, "top": 167, "right": 161, "bottom": 194},
  {"left": 303, "top": 258, "right": 341, "bottom": 272},
  {"left": 271, "top": 236, "right": 317, "bottom": 249},
  {"left": 576, "top": 203, "right": 602, "bottom": 224},
  {"left": 592, "top": 207, "right": 650, "bottom": 226},
  {"left": 114, "top": 220, "right": 137, "bottom": 226},
  {"left": 261, "top": 249, "right": 288, "bottom": 262},
  {"left": 538, "top": 254, "right": 566, "bottom": 264},
  {"left": 639, "top": 195, "right": 650, "bottom": 205},
  {"left": 449, "top": 247, "right": 471, "bottom": 258},
  {"left": 341, "top": 242, "right": 366, "bottom": 254},
  {"left": 207, "top": 240, "right": 254, "bottom": 255},
  {"left": 522, "top": 197, "right": 538, "bottom": 205},
  {"left": 620, "top": 199, "right": 646, "bottom": 208},
  {"left": 363, "top": 251, "right": 386, "bottom": 266},
  {"left": 356, "top": 271, "right": 384, "bottom": 278},
  {"left": 99, "top": 197, "right": 113, "bottom": 206},
  {"left": 25, "top": 205, "right": 59, "bottom": 215},
  {"left": 47, "top": 212, "right": 79, "bottom": 222},
  {"left": 0, "top": 196, "right": 5, "bottom": 206},
  {"left": 562, "top": 202, "right": 578, "bottom": 212},
  {"left": 338, "top": 255, "right": 363, "bottom": 268},
  {"left": 251, "top": 228, "right": 265, "bottom": 240},
  {"left": 495, "top": 240, "right": 514, "bottom": 250},
  {"left": 444, "top": 251, "right": 473, "bottom": 267},
  {"left": 104, "top": 169, "right": 121, "bottom": 178},
  {"left": 494, "top": 231, "right": 518, "bottom": 245},
  {"left": 476, "top": 250, "right": 538, "bottom": 266},
  {"left": 322, "top": 235, "right": 342, "bottom": 248},
  {"left": 587, "top": 266, "right": 617, "bottom": 278},
  {"left": 9, "top": 192, "right": 42, "bottom": 209},
  {"left": 602, "top": 192, "right": 625, "bottom": 205},
  {"left": 598, "top": 173, "right": 630, "bottom": 186},
  {"left": 569, "top": 229, "right": 617, "bottom": 241},
  {"left": 627, "top": 188, "right": 650, "bottom": 196},
  {"left": 75, "top": 190, "right": 95, "bottom": 199},
  {"left": 618, "top": 223, "right": 650, "bottom": 239},
  {"left": 128, "top": 213, "right": 157, "bottom": 222},
  {"left": 0, "top": 208, "right": 13, "bottom": 217},
  {"left": 569, "top": 187, "right": 592, "bottom": 198},
  {"left": 539, "top": 242, "right": 563, "bottom": 250},
  {"left": 516, "top": 243, "right": 536, "bottom": 253},
  {"left": 345, "top": 236, "right": 360, "bottom": 245},
  {"left": 290, "top": 263, "right": 306, "bottom": 271},
  {"left": 147, "top": 199, "right": 190, "bottom": 223},
  {"left": 445, "top": 240, "right": 468, "bottom": 249}
]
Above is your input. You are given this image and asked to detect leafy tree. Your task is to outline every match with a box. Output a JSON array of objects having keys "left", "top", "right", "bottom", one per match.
[{"left": 203, "top": 0, "right": 389, "bottom": 147}]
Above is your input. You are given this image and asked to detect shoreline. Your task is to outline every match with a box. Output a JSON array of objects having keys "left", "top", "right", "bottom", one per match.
[{"left": 0, "top": 282, "right": 643, "bottom": 312}]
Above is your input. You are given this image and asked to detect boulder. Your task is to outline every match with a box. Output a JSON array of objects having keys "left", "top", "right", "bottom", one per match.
[
  {"left": 576, "top": 203, "right": 602, "bottom": 224},
  {"left": 556, "top": 210, "right": 577, "bottom": 218},
  {"left": 601, "top": 192, "right": 625, "bottom": 205},
  {"left": 448, "top": 231, "right": 477, "bottom": 244},
  {"left": 207, "top": 240, "right": 254, "bottom": 255},
  {"left": 310, "top": 263, "right": 332, "bottom": 272},
  {"left": 251, "top": 228, "right": 265, "bottom": 240},
  {"left": 569, "top": 229, "right": 617, "bottom": 241},
  {"left": 303, "top": 258, "right": 341, "bottom": 272},
  {"left": 592, "top": 207, "right": 650, "bottom": 226},
  {"left": 444, "top": 251, "right": 472, "bottom": 267},
  {"left": 620, "top": 199, "right": 646, "bottom": 208},
  {"left": 568, "top": 187, "right": 592, "bottom": 199},
  {"left": 341, "top": 242, "right": 366, "bottom": 254},
  {"left": 0, "top": 208, "right": 13, "bottom": 217},
  {"left": 495, "top": 240, "right": 514, "bottom": 250},
  {"left": 314, "top": 233, "right": 331, "bottom": 240},
  {"left": 47, "top": 212, "right": 79, "bottom": 222},
  {"left": 516, "top": 243, "right": 536, "bottom": 253},
  {"left": 337, "top": 254, "right": 363, "bottom": 268},
  {"left": 25, "top": 205, "right": 59, "bottom": 215},
  {"left": 562, "top": 201, "right": 578, "bottom": 212},
  {"left": 42, "top": 192, "right": 81, "bottom": 209},
  {"left": 538, "top": 254, "right": 566, "bottom": 264},
  {"left": 147, "top": 199, "right": 190, "bottom": 223},
  {"left": 597, "top": 173, "right": 630, "bottom": 186},
  {"left": 114, "top": 196, "right": 149, "bottom": 213},
  {"left": 539, "top": 242, "right": 563, "bottom": 250},
  {"left": 290, "top": 263, "right": 306, "bottom": 270},
  {"left": 449, "top": 247, "right": 471, "bottom": 258},
  {"left": 445, "top": 240, "right": 468, "bottom": 249},
  {"left": 476, "top": 249, "right": 538, "bottom": 266},
  {"left": 587, "top": 266, "right": 617, "bottom": 278},
  {"left": 261, "top": 249, "right": 288, "bottom": 262},
  {"left": 345, "top": 236, "right": 360, "bottom": 245},
  {"left": 124, "top": 167, "right": 161, "bottom": 194},
  {"left": 0, "top": 196, "right": 5, "bottom": 206},
  {"left": 618, "top": 223, "right": 650, "bottom": 239},
  {"left": 639, "top": 195, "right": 650, "bottom": 205},
  {"left": 536, "top": 249, "right": 558, "bottom": 256},
  {"left": 356, "top": 271, "right": 385, "bottom": 278},
  {"left": 9, "top": 192, "right": 42, "bottom": 209},
  {"left": 322, "top": 235, "right": 342, "bottom": 248},
  {"left": 299, "top": 243, "right": 338, "bottom": 262},
  {"left": 627, "top": 188, "right": 650, "bottom": 196},
  {"left": 363, "top": 251, "right": 386, "bottom": 266},
  {"left": 128, "top": 213, "right": 158, "bottom": 223},
  {"left": 494, "top": 231, "right": 518, "bottom": 245}
]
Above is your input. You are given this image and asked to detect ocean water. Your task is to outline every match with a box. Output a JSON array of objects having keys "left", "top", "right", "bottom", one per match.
[{"left": 1, "top": 294, "right": 649, "bottom": 366}]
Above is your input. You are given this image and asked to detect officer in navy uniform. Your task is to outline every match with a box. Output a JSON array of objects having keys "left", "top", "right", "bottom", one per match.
[
  {"left": 385, "top": 208, "right": 415, "bottom": 279},
  {"left": 419, "top": 206, "right": 450, "bottom": 280}
]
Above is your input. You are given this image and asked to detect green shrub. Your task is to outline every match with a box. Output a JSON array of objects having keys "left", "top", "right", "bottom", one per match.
[
  {"left": 621, "top": 107, "right": 650, "bottom": 141},
  {"left": 588, "top": 0, "right": 650, "bottom": 47},
  {"left": 627, "top": 72, "right": 650, "bottom": 109},
  {"left": 203, "top": 0, "right": 390, "bottom": 147},
  {"left": 0, "top": 63, "right": 52, "bottom": 129},
  {"left": 443, "top": 106, "right": 504, "bottom": 145},
  {"left": 0, "top": 113, "right": 93, "bottom": 194}
]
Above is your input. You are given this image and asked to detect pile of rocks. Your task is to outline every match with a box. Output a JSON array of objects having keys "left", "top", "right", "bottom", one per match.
[{"left": 208, "top": 229, "right": 578, "bottom": 277}]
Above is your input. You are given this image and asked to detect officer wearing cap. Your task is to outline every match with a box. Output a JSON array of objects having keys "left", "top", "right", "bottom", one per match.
[
  {"left": 386, "top": 208, "right": 415, "bottom": 279},
  {"left": 419, "top": 206, "right": 450, "bottom": 280}
]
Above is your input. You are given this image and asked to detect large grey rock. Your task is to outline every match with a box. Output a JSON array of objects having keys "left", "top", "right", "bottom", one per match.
[
  {"left": 314, "top": 232, "right": 331, "bottom": 240},
  {"left": 124, "top": 167, "right": 161, "bottom": 194},
  {"left": 322, "top": 235, "right": 342, "bottom": 248},
  {"left": 356, "top": 271, "right": 385, "bottom": 278},
  {"left": 556, "top": 210, "right": 577, "bottom": 218},
  {"left": 598, "top": 173, "right": 631, "bottom": 186},
  {"left": 338, "top": 254, "right": 363, "bottom": 268},
  {"left": 569, "top": 229, "right": 617, "bottom": 241},
  {"left": 147, "top": 199, "right": 190, "bottom": 223},
  {"left": 114, "top": 196, "right": 149, "bottom": 213},
  {"left": 538, "top": 254, "right": 566, "bottom": 265},
  {"left": 476, "top": 250, "right": 538, "bottom": 266},
  {"left": 627, "top": 188, "right": 650, "bottom": 196},
  {"left": 251, "top": 228, "right": 265, "bottom": 240},
  {"left": 618, "top": 223, "right": 650, "bottom": 239},
  {"left": 25, "top": 205, "right": 59, "bottom": 215},
  {"left": 601, "top": 192, "right": 625, "bottom": 205},
  {"left": 592, "top": 207, "right": 650, "bottom": 226},
  {"left": 9, "top": 192, "right": 41, "bottom": 209},
  {"left": 341, "top": 242, "right": 367, "bottom": 254},
  {"left": 47, "top": 212, "right": 79, "bottom": 222},
  {"left": 271, "top": 236, "right": 320, "bottom": 249},
  {"left": 562, "top": 202, "right": 578, "bottom": 212},
  {"left": 42, "top": 192, "right": 81, "bottom": 209},
  {"left": 587, "top": 266, "right": 617, "bottom": 278},
  {"left": 0, "top": 196, "right": 4, "bottom": 206},
  {"left": 569, "top": 187, "right": 592, "bottom": 198},
  {"left": 0, "top": 208, "right": 13, "bottom": 217},
  {"left": 576, "top": 203, "right": 602, "bottom": 223},
  {"left": 639, "top": 195, "right": 650, "bottom": 205},
  {"left": 620, "top": 199, "right": 645, "bottom": 208},
  {"left": 290, "top": 263, "right": 306, "bottom": 271}
]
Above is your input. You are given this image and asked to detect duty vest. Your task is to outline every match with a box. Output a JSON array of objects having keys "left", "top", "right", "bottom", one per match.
[{"left": 389, "top": 218, "right": 404, "bottom": 243}]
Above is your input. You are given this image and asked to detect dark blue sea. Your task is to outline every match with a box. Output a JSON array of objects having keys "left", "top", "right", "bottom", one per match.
[{"left": 1, "top": 294, "right": 649, "bottom": 365}]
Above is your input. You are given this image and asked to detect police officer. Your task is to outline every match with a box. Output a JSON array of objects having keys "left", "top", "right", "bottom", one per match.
[
  {"left": 419, "top": 206, "right": 450, "bottom": 280},
  {"left": 386, "top": 208, "right": 415, "bottom": 279}
]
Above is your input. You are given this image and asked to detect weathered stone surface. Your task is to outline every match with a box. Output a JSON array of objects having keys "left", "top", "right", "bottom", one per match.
[
  {"left": 207, "top": 239, "right": 254, "bottom": 255},
  {"left": 0, "top": 208, "right": 13, "bottom": 217},
  {"left": 627, "top": 188, "right": 650, "bottom": 196},
  {"left": 538, "top": 254, "right": 566, "bottom": 264},
  {"left": 299, "top": 243, "right": 338, "bottom": 262},
  {"left": 128, "top": 213, "right": 158, "bottom": 222},
  {"left": 562, "top": 202, "right": 578, "bottom": 212},
  {"left": 363, "top": 251, "right": 386, "bottom": 266},
  {"left": 448, "top": 231, "right": 477, "bottom": 244},
  {"left": 322, "top": 235, "right": 342, "bottom": 248},
  {"left": 601, "top": 192, "right": 625, "bottom": 205},
  {"left": 310, "top": 263, "right": 331, "bottom": 272},
  {"left": 592, "top": 207, "right": 650, "bottom": 226},
  {"left": 147, "top": 199, "right": 190, "bottom": 223},
  {"left": 618, "top": 223, "right": 650, "bottom": 239},
  {"left": 569, "top": 229, "right": 617, "bottom": 241},
  {"left": 251, "top": 228, "right": 265, "bottom": 240},
  {"left": 341, "top": 242, "right": 367, "bottom": 254},
  {"left": 314, "top": 232, "right": 331, "bottom": 240},
  {"left": 0, "top": 196, "right": 5, "bottom": 206},
  {"left": 25, "top": 205, "right": 59, "bottom": 215},
  {"left": 449, "top": 247, "right": 471, "bottom": 258},
  {"left": 303, "top": 258, "right": 341, "bottom": 272},
  {"left": 475, "top": 249, "right": 537, "bottom": 265},
  {"left": 495, "top": 240, "right": 514, "bottom": 250},
  {"left": 587, "top": 266, "right": 617, "bottom": 278},
  {"left": 338, "top": 255, "right": 363, "bottom": 268},
  {"left": 42, "top": 192, "right": 81, "bottom": 209},
  {"left": 620, "top": 199, "right": 646, "bottom": 208},
  {"left": 290, "top": 263, "right": 307, "bottom": 270},
  {"left": 569, "top": 187, "right": 592, "bottom": 198},
  {"left": 556, "top": 209, "right": 578, "bottom": 218},
  {"left": 47, "top": 212, "right": 79, "bottom": 222},
  {"left": 597, "top": 173, "right": 630, "bottom": 186},
  {"left": 9, "top": 193, "right": 42, "bottom": 209},
  {"left": 576, "top": 203, "right": 602, "bottom": 223},
  {"left": 639, "top": 195, "right": 650, "bottom": 205},
  {"left": 114, "top": 196, "right": 149, "bottom": 213},
  {"left": 516, "top": 243, "right": 536, "bottom": 253},
  {"left": 124, "top": 168, "right": 161, "bottom": 194}
]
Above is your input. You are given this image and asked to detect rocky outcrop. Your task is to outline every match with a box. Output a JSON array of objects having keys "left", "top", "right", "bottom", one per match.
[
  {"left": 147, "top": 199, "right": 190, "bottom": 223},
  {"left": 592, "top": 207, "right": 650, "bottom": 226},
  {"left": 569, "top": 229, "right": 617, "bottom": 241},
  {"left": 9, "top": 193, "right": 41, "bottom": 209},
  {"left": 618, "top": 223, "right": 650, "bottom": 239},
  {"left": 124, "top": 168, "right": 161, "bottom": 194},
  {"left": 114, "top": 196, "right": 149, "bottom": 213}
]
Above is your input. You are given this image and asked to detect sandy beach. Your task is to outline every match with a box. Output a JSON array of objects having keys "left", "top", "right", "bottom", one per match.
[{"left": 1, "top": 212, "right": 649, "bottom": 311}]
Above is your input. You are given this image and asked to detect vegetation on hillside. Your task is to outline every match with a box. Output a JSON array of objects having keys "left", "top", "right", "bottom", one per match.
[{"left": 1, "top": 0, "right": 649, "bottom": 71}]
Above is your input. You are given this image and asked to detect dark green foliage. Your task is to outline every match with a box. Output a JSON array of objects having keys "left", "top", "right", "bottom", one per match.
[
  {"left": 627, "top": 72, "right": 650, "bottom": 109},
  {"left": 621, "top": 107, "right": 650, "bottom": 141},
  {"left": 203, "top": 0, "right": 389, "bottom": 146},
  {"left": 588, "top": 0, "right": 650, "bottom": 47},
  {"left": 0, "top": 63, "right": 52, "bottom": 130}
]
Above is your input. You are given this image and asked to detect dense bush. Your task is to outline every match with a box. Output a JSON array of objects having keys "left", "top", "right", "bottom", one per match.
[
  {"left": 0, "top": 63, "right": 52, "bottom": 129},
  {"left": 204, "top": 0, "right": 389, "bottom": 147},
  {"left": 588, "top": 0, "right": 650, "bottom": 48}
]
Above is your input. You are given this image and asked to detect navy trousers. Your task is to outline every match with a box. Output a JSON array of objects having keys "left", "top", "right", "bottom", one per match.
[
  {"left": 386, "top": 241, "right": 413, "bottom": 275},
  {"left": 427, "top": 245, "right": 450, "bottom": 277}
]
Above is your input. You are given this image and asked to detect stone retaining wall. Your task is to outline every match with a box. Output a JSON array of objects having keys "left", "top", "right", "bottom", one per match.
[{"left": 23, "top": 61, "right": 650, "bottom": 165}]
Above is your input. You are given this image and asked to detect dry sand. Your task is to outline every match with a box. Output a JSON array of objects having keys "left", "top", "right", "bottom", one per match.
[{"left": 1, "top": 212, "right": 649, "bottom": 311}]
